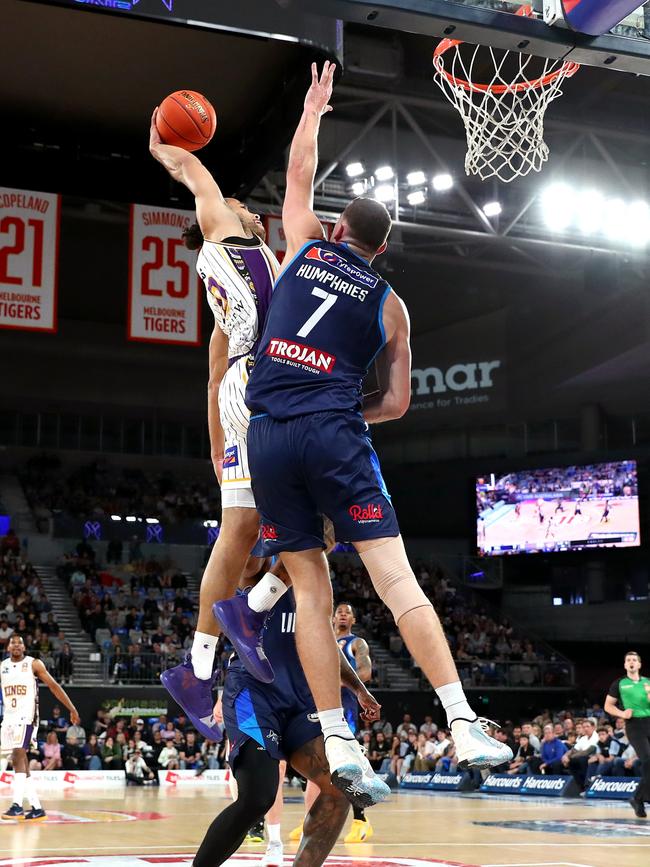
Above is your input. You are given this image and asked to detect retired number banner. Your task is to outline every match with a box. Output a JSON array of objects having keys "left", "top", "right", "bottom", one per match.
[
  {"left": 128, "top": 204, "right": 202, "bottom": 345},
  {"left": 0, "top": 186, "right": 60, "bottom": 332}
]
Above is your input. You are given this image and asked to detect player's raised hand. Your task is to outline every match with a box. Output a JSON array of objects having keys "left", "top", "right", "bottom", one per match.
[
  {"left": 70, "top": 707, "right": 81, "bottom": 726},
  {"left": 149, "top": 108, "right": 162, "bottom": 149},
  {"left": 304, "top": 61, "right": 336, "bottom": 116}
]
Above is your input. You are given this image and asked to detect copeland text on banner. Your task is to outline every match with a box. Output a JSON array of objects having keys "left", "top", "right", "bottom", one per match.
[{"left": 0, "top": 186, "right": 60, "bottom": 332}]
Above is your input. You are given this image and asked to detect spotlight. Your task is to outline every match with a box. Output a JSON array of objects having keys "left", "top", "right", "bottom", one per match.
[
  {"left": 346, "top": 162, "right": 364, "bottom": 178},
  {"left": 432, "top": 173, "right": 454, "bottom": 192},
  {"left": 203, "top": 519, "right": 220, "bottom": 528},
  {"left": 351, "top": 181, "right": 365, "bottom": 196},
  {"left": 145, "top": 518, "right": 160, "bottom": 525},
  {"left": 541, "top": 183, "right": 574, "bottom": 231},
  {"left": 110, "top": 515, "right": 121, "bottom": 521},
  {"left": 125, "top": 516, "right": 137, "bottom": 522},
  {"left": 374, "top": 165, "right": 394, "bottom": 182},
  {"left": 407, "top": 190, "right": 426, "bottom": 206},
  {"left": 483, "top": 201, "right": 502, "bottom": 218},
  {"left": 576, "top": 190, "right": 605, "bottom": 235},
  {"left": 374, "top": 184, "right": 395, "bottom": 203},
  {"left": 406, "top": 170, "right": 426, "bottom": 186},
  {"left": 626, "top": 200, "right": 650, "bottom": 247}
]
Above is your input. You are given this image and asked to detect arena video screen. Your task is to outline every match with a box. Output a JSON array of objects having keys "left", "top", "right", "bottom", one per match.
[{"left": 476, "top": 460, "right": 640, "bottom": 556}]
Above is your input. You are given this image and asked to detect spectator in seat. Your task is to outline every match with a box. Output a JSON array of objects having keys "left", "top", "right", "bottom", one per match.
[
  {"left": 42, "top": 732, "right": 62, "bottom": 770},
  {"left": 56, "top": 642, "right": 74, "bottom": 684},
  {"left": 125, "top": 749, "right": 155, "bottom": 785},
  {"left": 27, "top": 741, "right": 44, "bottom": 771},
  {"left": 179, "top": 731, "right": 202, "bottom": 770},
  {"left": 539, "top": 722, "right": 567, "bottom": 775},
  {"left": 66, "top": 717, "right": 87, "bottom": 746},
  {"left": 396, "top": 713, "right": 417, "bottom": 738},
  {"left": 84, "top": 733, "right": 103, "bottom": 770},
  {"left": 521, "top": 721, "right": 541, "bottom": 752},
  {"left": 507, "top": 734, "right": 536, "bottom": 775},
  {"left": 612, "top": 743, "right": 642, "bottom": 777},
  {"left": 158, "top": 741, "right": 180, "bottom": 771},
  {"left": 401, "top": 730, "right": 419, "bottom": 777},
  {"left": 413, "top": 732, "right": 437, "bottom": 772},
  {"left": 101, "top": 736, "right": 123, "bottom": 770},
  {"left": 0, "top": 619, "right": 12, "bottom": 650},
  {"left": 556, "top": 719, "right": 598, "bottom": 789},
  {"left": 436, "top": 744, "right": 458, "bottom": 774},
  {"left": 585, "top": 726, "right": 621, "bottom": 784},
  {"left": 419, "top": 715, "right": 437, "bottom": 738},
  {"left": 50, "top": 705, "right": 69, "bottom": 736},
  {"left": 369, "top": 731, "right": 390, "bottom": 771},
  {"left": 62, "top": 735, "right": 84, "bottom": 770}
]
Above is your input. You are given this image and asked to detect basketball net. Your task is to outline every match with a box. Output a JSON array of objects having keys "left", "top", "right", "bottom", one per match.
[{"left": 433, "top": 6, "right": 579, "bottom": 183}]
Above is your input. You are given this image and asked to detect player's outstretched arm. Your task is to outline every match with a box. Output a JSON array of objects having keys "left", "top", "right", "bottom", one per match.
[
  {"left": 207, "top": 322, "right": 229, "bottom": 483},
  {"left": 149, "top": 109, "right": 242, "bottom": 241},
  {"left": 339, "top": 647, "right": 381, "bottom": 722},
  {"left": 363, "top": 291, "right": 412, "bottom": 424},
  {"left": 33, "top": 658, "right": 80, "bottom": 725},
  {"left": 351, "top": 637, "right": 372, "bottom": 683},
  {"left": 281, "top": 62, "right": 336, "bottom": 261}
]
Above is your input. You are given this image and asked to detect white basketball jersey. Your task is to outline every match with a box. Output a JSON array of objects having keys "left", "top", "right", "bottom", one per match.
[
  {"left": 196, "top": 236, "right": 280, "bottom": 359},
  {"left": 1, "top": 655, "right": 38, "bottom": 722}
]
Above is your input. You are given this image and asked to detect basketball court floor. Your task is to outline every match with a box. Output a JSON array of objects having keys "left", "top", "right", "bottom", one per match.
[{"left": 1, "top": 787, "right": 647, "bottom": 866}]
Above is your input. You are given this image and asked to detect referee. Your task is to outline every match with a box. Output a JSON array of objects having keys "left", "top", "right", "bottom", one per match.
[{"left": 605, "top": 651, "right": 650, "bottom": 817}]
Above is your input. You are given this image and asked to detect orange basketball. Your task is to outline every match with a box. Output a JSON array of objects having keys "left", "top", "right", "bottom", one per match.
[{"left": 156, "top": 90, "right": 216, "bottom": 152}]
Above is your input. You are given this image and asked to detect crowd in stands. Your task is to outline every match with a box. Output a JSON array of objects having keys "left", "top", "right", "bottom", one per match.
[
  {"left": 0, "top": 530, "right": 74, "bottom": 684},
  {"left": 57, "top": 539, "right": 203, "bottom": 684},
  {"left": 20, "top": 454, "right": 220, "bottom": 528},
  {"left": 330, "top": 555, "right": 570, "bottom": 688},
  {"left": 7, "top": 701, "right": 639, "bottom": 792},
  {"left": 360, "top": 704, "right": 641, "bottom": 791},
  {"left": 20, "top": 707, "right": 225, "bottom": 784}
]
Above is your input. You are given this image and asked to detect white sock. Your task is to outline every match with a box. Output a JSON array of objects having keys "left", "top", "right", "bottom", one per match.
[
  {"left": 25, "top": 776, "right": 42, "bottom": 810},
  {"left": 12, "top": 772, "right": 26, "bottom": 807},
  {"left": 267, "top": 822, "right": 282, "bottom": 844},
  {"left": 248, "top": 573, "right": 288, "bottom": 613},
  {"left": 318, "top": 708, "right": 353, "bottom": 741},
  {"left": 191, "top": 632, "right": 218, "bottom": 680},
  {"left": 436, "top": 681, "right": 476, "bottom": 726}
]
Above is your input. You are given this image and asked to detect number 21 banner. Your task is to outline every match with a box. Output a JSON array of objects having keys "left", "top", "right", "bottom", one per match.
[
  {"left": 128, "top": 204, "right": 202, "bottom": 345},
  {"left": 0, "top": 186, "right": 60, "bottom": 332}
]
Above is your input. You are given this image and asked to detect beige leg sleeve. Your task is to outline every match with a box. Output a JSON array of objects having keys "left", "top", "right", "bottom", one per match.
[{"left": 358, "top": 536, "right": 432, "bottom": 624}]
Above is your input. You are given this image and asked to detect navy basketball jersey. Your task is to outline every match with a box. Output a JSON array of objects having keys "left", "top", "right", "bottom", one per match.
[
  {"left": 229, "top": 589, "right": 311, "bottom": 702},
  {"left": 246, "top": 240, "right": 392, "bottom": 419}
]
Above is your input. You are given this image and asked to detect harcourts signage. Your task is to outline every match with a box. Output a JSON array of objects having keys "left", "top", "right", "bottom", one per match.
[
  {"left": 481, "top": 774, "right": 579, "bottom": 797},
  {"left": 586, "top": 776, "right": 641, "bottom": 800},
  {"left": 522, "top": 775, "right": 579, "bottom": 797},
  {"left": 480, "top": 773, "right": 525, "bottom": 794},
  {"left": 401, "top": 772, "right": 470, "bottom": 791}
]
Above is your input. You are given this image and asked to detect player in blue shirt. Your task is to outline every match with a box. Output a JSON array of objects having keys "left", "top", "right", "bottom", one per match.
[
  {"left": 193, "top": 557, "right": 381, "bottom": 867},
  {"left": 218, "top": 61, "right": 511, "bottom": 800}
]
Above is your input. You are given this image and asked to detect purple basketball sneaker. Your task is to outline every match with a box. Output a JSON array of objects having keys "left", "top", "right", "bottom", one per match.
[
  {"left": 160, "top": 656, "right": 223, "bottom": 742},
  {"left": 212, "top": 595, "right": 274, "bottom": 683}
]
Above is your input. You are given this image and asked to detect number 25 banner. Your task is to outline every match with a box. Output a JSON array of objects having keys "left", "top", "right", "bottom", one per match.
[
  {"left": 128, "top": 204, "right": 202, "bottom": 345},
  {"left": 0, "top": 186, "right": 60, "bottom": 332}
]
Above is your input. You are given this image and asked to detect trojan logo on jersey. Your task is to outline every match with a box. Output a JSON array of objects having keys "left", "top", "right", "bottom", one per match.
[
  {"left": 223, "top": 446, "right": 239, "bottom": 468},
  {"left": 266, "top": 339, "right": 336, "bottom": 373},
  {"left": 305, "top": 246, "right": 379, "bottom": 288},
  {"left": 349, "top": 504, "right": 384, "bottom": 523}
]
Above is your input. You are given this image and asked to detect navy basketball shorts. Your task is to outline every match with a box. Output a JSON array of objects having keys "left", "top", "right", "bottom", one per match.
[
  {"left": 247, "top": 409, "right": 400, "bottom": 555},
  {"left": 222, "top": 670, "right": 320, "bottom": 771}
]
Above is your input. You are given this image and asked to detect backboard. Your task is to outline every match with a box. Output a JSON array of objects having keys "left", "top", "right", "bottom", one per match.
[{"left": 290, "top": 0, "right": 650, "bottom": 75}]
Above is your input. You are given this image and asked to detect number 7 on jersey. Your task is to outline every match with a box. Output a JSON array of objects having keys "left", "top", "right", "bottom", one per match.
[{"left": 297, "top": 287, "right": 338, "bottom": 338}]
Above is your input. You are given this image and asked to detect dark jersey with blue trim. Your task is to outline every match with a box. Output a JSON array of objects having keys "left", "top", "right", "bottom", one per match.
[
  {"left": 228, "top": 589, "right": 311, "bottom": 705},
  {"left": 246, "top": 239, "right": 391, "bottom": 419}
]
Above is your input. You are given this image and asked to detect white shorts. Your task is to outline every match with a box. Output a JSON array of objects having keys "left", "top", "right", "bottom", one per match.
[
  {"left": 218, "top": 356, "right": 255, "bottom": 510},
  {"left": 1, "top": 717, "right": 37, "bottom": 753}
]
